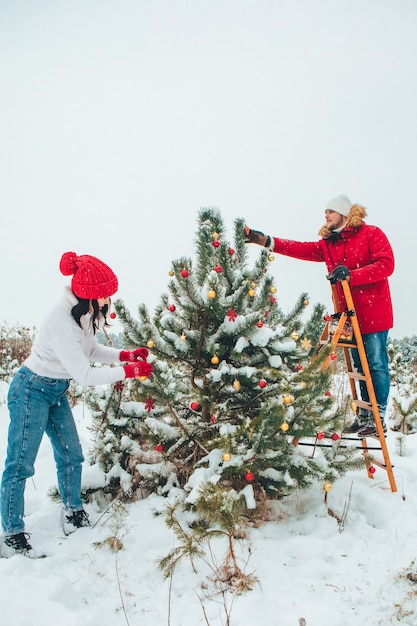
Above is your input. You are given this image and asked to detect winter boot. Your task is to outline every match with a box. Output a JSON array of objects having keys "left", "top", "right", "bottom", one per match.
[
  {"left": 0, "top": 532, "right": 47, "bottom": 559},
  {"left": 345, "top": 408, "right": 373, "bottom": 433},
  {"left": 357, "top": 406, "right": 387, "bottom": 438},
  {"left": 63, "top": 508, "right": 90, "bottom": 536}
]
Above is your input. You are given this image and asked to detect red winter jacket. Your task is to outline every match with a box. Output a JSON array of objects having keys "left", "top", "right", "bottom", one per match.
[{"left": 272, "top": 222, "right": 394, "bottom": 334}]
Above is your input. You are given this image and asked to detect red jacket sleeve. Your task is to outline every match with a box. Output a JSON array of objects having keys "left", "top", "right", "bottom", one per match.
[{"left": 272, "top": 238, "right": 325, "bottom": 262}]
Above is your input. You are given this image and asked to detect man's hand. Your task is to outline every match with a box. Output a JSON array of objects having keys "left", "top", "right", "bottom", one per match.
[
  {"left": 244, "top": 226, "right": 270, "bottom": 247},
  {"left": 327, "top": 265, "right": 350, "bottom": 284}
]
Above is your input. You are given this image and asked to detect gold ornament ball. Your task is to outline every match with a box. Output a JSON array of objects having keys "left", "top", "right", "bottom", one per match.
[
  {"left": 290, "top": 331, "right": 299, "bottom": 341},
  {"left": 324, "top": 481, "right": 333, "bottom": 492},
  {"left": 212, "top": 231, "right": 219, "bottom": 240},
  {"left": 147, "top": 339, "right": 155, "bottom": 349},
  {"left": 280, "top": 421, "right": 289, "bottom": 432},
  {"left": 138, "top": 376, "right": 148, "bottom": 382},
  {"left": 211, "top": 355, "right": 219, "bottom": 365},
  {"left": 223, "top": 452, "right": 232, "bottom": 462},
  {"left": 208, "top": 289, "right": 216, "bottom": 299},
  {"left": 303, "top": 299, "right": 309, "bottom": 306},
  {"left": 268, "top": 254, "right": 275, "bottom": 262},
  {"left": 270, "top": 286, "right": 277, "bottom": 294},
  {"left": 283, "top": 394, "right": 293, "bottom": 405},
  {"left": 248, "top": 289, "right": 255, "bottom": 297},
  {"left": 233, "top": 380, "right": 241, "bottom": 391},
  {"left": 168, "top": 270, "right": 174, "bottom": 276}
]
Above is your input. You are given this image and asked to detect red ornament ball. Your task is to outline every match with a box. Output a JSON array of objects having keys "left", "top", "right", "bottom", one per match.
[
  {"left": 369, "top": 465, "right": 376, "bottom": 474},
  {"left": 325, "top": 391, "right": 332, "bottom": 396},
  {"left": 214, "top": 265, "right": 223, "bottom": 273},
  {"left": 228, "top": 247, "right": 235, "bottom": 255},
  {"left": 180, "top": 269, "right": 189, "bottom": 278},
  {"left": 156, "top": 444, "right": 164, "bottom": 452},
  {"left": 245, "top": 472, "right": 255, "bottom": 482},
  {"left": 168, "top": 304, "right": 176, "bottom": 312},
  {"left": 212, "top": 240, "right": 220, "bottom": 248},
  {"left": 210, "top": 415, "right": 217, "bottom": 424},
  {"left": 331, "top": 433, "right": 340, "bottom": 441},
  {"left": 330, "top": 353, "right": 337, "bottom": 361},
  {"left": 190, "top": 401, "right": 200, "bottom": 411},
  {"left": 317, "top": 431, "right": 325, "bottom": 440},
  {"left": 259, "top": 379, "right": 267, "bottom": 388},
  {"left": 296, "top": 364, "right": 303, "bottom": 371},
  {"left": 324, "top": 315, "right": 332, "bottom": 321},
  {"left": 257, "top": 321, "right": 264, "bottom": 328},
  {"left": 110, "top": 312, "right": 117, "bottom": 319}
]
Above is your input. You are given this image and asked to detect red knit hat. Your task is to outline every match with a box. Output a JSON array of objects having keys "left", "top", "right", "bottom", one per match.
[{"left": 59, "top": 252, "right": 119, "bottom": 299}]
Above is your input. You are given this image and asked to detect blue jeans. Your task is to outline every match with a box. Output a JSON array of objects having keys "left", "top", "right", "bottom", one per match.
[
  {"left": 1, "top": 367, "right": 84, "bottom": 535},
  {"left": 350, "top": 331, "right": 390, "bottom": 413}
]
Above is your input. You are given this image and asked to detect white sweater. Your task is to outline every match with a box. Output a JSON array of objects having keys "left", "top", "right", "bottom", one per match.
[{"left": 25, "top": 287, "right": 126, "bottom": 386}]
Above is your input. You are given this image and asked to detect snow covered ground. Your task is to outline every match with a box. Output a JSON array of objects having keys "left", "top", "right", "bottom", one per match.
[{"left": 1, "top": 391, "right": 417, "bottom": 626}]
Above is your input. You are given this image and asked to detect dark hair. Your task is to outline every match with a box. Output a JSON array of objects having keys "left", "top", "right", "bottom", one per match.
[{"left": 71, "top": 297, "right": 110, "bottom": 334}]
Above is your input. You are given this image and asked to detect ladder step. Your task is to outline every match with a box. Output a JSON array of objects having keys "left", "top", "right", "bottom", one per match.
[{"left": 347, "top": 371, "right": 367, "bottom": 382}]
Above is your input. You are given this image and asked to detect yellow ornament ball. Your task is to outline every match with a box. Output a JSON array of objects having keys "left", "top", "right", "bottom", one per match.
[
  {"left": 248, "top": 289, "right": 255, "bottom": 297},
  {"left": 223, "top": 452, "right": 232, "bottom": 462},
  {"left": 283, "top": 395, "right": 293, "bottom": 405},
  {"left": 138, "top": 376, "right": 148, "bottom": 382},
  {"left": 268, "top": 254, "right": 275, "bottom": 262},
  {"left": 303, "top": 299, "right": 309, "bottom": 306},
  {"left": 211, "top": 355, "right": 219, "bottom": 365},
  {"left": 233, "top": 379, "right": 241, "bottom": 391},
  {"left": 147, "top": 339, "right": 155, "bottom": 349},
  {"left": 270, "top": 286, "right": 277, "bottom": 294},
  {"left": 290, "top": 331, "right": 299, "bottom": 341},
  {"left": 212, "top": 231, "right": 219, "bottom": 240},
  {"left": 324, "top": 481, "right": 333, "bottom": 492},
  {"left": 168, "top": 270, "right": 174, "bottom": 276},
  {"left": 280, "top": 421, "right": 289, "bottom": 432},
  {"left": 208, "top": 289, "right": 216, "bottom": 299}
]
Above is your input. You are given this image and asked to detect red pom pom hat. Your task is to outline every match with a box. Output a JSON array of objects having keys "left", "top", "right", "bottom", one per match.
[{"left": 59, "top": 252, "right": 118, "bottom": 299}]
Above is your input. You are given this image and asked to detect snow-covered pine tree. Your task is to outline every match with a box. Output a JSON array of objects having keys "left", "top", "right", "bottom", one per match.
[
  {"left": 388, "top": 337, "right": 417, "bottom": 434},
  {"left": 88, "top": 208, "right": 361, "bottom": 516}
]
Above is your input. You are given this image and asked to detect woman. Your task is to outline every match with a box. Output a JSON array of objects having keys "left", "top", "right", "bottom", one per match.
[{"left": 1, "top": 251, "right": 152, "bottom": 558}]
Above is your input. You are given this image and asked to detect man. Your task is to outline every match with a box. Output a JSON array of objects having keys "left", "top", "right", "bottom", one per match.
[{"left": 245, "top": 194, "right": 395, "bottom": 437}]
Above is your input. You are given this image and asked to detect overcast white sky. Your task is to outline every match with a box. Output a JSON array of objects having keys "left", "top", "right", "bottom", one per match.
[{"left": 1, "top": 0, "right": 416, "bottom": 339}]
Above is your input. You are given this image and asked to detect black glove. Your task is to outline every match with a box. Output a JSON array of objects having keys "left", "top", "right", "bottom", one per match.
[
  {"left": 327, "top": 265, "right": 350, "bottom": 284},
  {"left": 244, "top": 226, "right": 271, "bottom": 247}
]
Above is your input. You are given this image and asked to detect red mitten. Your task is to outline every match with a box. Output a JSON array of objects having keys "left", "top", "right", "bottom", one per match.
[
  {"left": 120, "top": 347, "right": 149, "bottom": 362},
  {"left": 123, "top": 362, "right": 153, "bottom": 379}
]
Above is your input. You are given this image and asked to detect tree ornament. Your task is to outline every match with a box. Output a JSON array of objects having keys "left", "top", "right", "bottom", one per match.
[
  {"left": 190, "top": 401, "right": 200, "bottom": 411},
  {"left": 290, "top": 331, "right": 299, "bottom": 341},
  {"left": 259, "top": 379, "right": 267, "bottom": 388},
  {"left": 212, "top": 240, "right": 220, "bottom": 248},
  {"left": 317, "top": 431, "right": 325, "bottom": 440},
  {"left": 168, "top": 304, "right": 176, "bottom": 312},
  {"left": 330, "top": 352, "right": 337, "bottom": 361},
  {"left": 144, "top": 397, "right": 155, "bottom": 413},
  {"left": 233, "top": 379, "right": 241, "bottom": 391},
  {"left": 180, "top": 268, "right": 189, "bottom": 278},
  {"left": 212, "top": 231, "right": 219, "bottom": 240},
  {"left": 269, "top": 286, "right": 277, "bottom": 294},
  {"left": 168, "top": 270, "right": 174, "bottom": 277},
  {"left": 226, "top": 309, "right": 238, "bottom": 321},
  {"left": 114, "top": 381, "right": 124, "bottom": 392},
  {"left": 248, "top": 289, "right": 255, "bottom": 297},
  {"left": 156, "top": 444, "right": 164, "bottom": 452},
  {"left": 245, "top": 472, "right": 255, "bottom": 482},
  {"left": 214, "top": 264, "right": 223, "bottom": 273},
  {"left": 300, "top": 337, "right": 312, "bottom": 351},
  {"left": 268, "top": 254, "right": 275, "bottom": 262},
  {"left": 280, "top": 421, "right": 289, "bottom": 432},
  {"left": 283, "top": 394, "right": 293, "bottom": 405},
  {"left": 228, "top": 247, "right": 235, "bottom": 255},
  {"left": 223, "top": 452, "right": 231, "bottom": 462},
  {"left": 303, "top": 299, "right": 309, "bottom": 306},
  {"left": 180, "top": 333, "right": 186, "bottom": 341},
  {"left": 207, "top": 289, "right": 216, "bottom": 299},
  {"left": 331, "top": 433, "right": 340, "bottom": 441},
  {"left": 139, "top": 376, "right": 148, "bottom": 381},
  {"left": 369, "top": 465, "right": 376, "bottom": 474},
  {"left": 269, "top": 295, "right": 277, "bottom": 304},
  {"left": 211, "top": 355, "right": 219, "bottom": 365},
  {"left": 147, "top": 339, "right": 155, "bottom": 349},
  {"left": 250, "top": 281, "right": 256, "bottom": 288},
  {"left": 257, "top": 321, "right": 264, "bottom": 328},
  {"left": 211, "top": 415, "right": 217, "bottom": 424},
  {"left": 296, "top": 364, "right": 303, "bottom": 371},
  {"left": 110, "top": 312, "right": 116, "bottom": 319},
  {"left": 325, "top": 391, "right": 331, "bottom": 396},
  {"left": 324, "top": 314, "right": 332, "bottom": 321},
  {"left": 324, "top": 481, "right": 333, "bottom": 492}
]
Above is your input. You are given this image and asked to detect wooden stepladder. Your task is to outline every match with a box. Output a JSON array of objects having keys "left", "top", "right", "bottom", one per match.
[{"left": 317, "top": 279, "right": 397, "bottom": 493}]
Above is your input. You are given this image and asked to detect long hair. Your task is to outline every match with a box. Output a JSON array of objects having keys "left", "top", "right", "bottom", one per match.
[{"left": 71, "top": 297, "right": 110, "bottom": 333}]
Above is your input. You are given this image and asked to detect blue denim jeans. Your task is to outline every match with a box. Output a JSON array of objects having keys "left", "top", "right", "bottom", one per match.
[
  {"left": 1, "top": 367, "right": 84, "bottom": 535},
  {"left": 350, "top": 331, "right": 390, "bottom": 413}
]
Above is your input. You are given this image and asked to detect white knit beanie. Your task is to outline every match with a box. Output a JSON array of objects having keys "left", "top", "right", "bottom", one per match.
[{"left": 325, "top": 194, "right": 352, "bottom": 217}]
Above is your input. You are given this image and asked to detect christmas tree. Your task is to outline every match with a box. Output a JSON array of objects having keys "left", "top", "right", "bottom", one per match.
[
  {"left": 88, "top": 208, "right": 361, "bottom": 516},
  {"left": 388, "top": 337, "right": 417, "bottom": 434}
]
